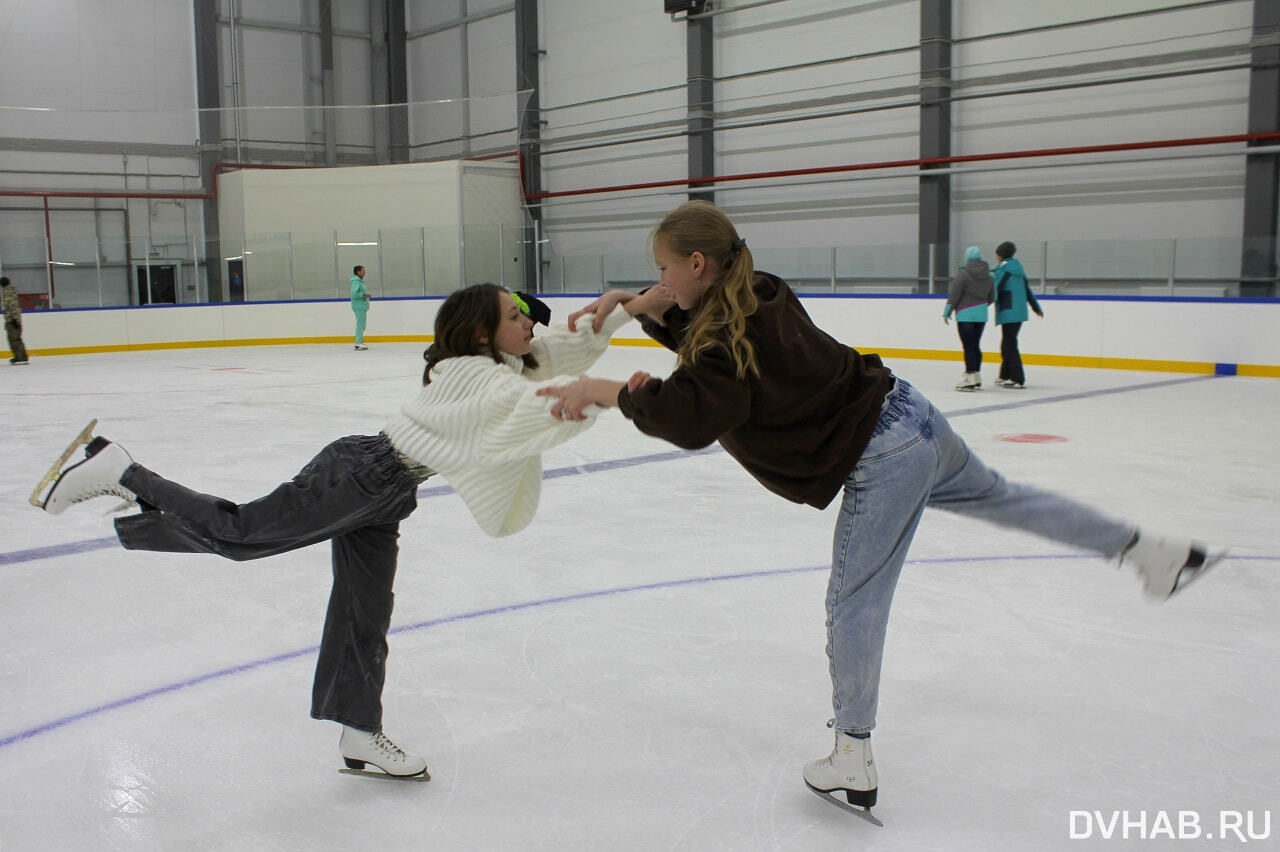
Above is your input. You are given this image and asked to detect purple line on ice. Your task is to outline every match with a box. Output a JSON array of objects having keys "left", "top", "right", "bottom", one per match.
[
  {"left": 0, "top": 552, "right": 1102, "bottom": 751},
  {"left": 0, "top": 536, "right": 120, "bottom": 565}
]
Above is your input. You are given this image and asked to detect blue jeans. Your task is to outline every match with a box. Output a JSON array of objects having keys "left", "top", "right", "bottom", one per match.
[{"left": 825, "top": 379, "right": 1133, "bottom": 734}]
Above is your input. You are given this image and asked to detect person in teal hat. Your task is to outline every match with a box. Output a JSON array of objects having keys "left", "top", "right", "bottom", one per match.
[
  {"left": 350, "top": 265, "right": 370, "bottom": 350},
  {"left": 942, "top": 246, "right": 993, "bottom": 391},
  {"left": 992, "top": 241, "right": 1043, "bottom": 389}
]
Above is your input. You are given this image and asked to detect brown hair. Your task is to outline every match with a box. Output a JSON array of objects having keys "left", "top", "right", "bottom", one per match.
[
  {"left": 422, "top": 283, "right": 537, "bottom": 385},
  {"left": 653, "top": 201, "right": 759, "bottom": 379}
]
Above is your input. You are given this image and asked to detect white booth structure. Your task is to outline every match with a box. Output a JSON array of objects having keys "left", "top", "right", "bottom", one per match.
[{"left": 216, "top": 160, "right": 527, "bottom": 301}]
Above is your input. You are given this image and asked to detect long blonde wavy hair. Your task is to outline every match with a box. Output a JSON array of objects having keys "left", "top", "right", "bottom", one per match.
[{"left": 653, "top": 201, "right": 760, "bottom": 379}]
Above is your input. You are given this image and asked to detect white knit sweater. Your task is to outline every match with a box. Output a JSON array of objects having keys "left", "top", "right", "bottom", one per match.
[{"left": 384, "top": 309, "right": 631, "bottom": 537}]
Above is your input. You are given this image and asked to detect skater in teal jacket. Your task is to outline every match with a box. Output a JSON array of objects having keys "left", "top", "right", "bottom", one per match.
[
  {"left": 992, "top": 241, "right": 1043, "bottom": 388},
  {"left": 350, "top": 265, "right": 370, "bottom": 350}
]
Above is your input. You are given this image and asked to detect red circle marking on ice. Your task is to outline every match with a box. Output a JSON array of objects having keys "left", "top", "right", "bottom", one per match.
[{"left": 995, "top": 433, "right": 1068, "bottom": 443}]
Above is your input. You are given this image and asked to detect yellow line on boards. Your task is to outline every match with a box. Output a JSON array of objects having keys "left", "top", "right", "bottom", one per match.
[
  {"left": 6, "top": 338, "right": 1278, "bottom": 377},
  {"left": 864, "top": 347, "right": 1242, "bottom": 376}
]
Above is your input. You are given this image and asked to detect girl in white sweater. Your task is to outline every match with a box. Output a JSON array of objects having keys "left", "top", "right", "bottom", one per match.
[{"left": 35, "top": 282, "right": 663, "bottom": 779}]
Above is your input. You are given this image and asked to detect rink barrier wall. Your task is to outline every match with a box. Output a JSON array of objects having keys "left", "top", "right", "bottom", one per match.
[{"left": 5, "top": 294, "right": 1279, "bottom": 378}]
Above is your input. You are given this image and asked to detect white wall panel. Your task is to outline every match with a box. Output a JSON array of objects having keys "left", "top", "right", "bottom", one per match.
[
  {"left": 248, "top": 0, "right": 305, "bottom": 26},
  {"left": 468, "top": 12, "right": 516, "bottom": 140},
  {"left": 333, "top": 0, "right": 369, "bottom": 33},
  {"left": 410, "top": 28, "right": 464, "bottom": 96},
  {"left": 0, "top": 0, "right": 195, "bottom": 144},
  {"left": 539, "top": 2, "right": 682, "bottom": 107},
  {"left": 409, "top": 0, "right": 465, "bottom": 31},
  {"left": 240, "top": 29, "right": 308, "bottom": 149},
  {"left": 333, "top": 35, "right": 375, "bottom": 150}
]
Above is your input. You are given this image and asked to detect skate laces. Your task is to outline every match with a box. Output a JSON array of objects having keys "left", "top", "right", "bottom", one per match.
[
  {"left": 69, "top": 484, "right": 136, "bottom": 508},
  {"left": 371, "top": 731, "right": 408, "bottom": 762}
]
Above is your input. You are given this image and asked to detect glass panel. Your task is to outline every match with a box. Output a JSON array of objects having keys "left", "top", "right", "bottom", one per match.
[
  {"left": 836, "top": 244, "right": 920, "bottom": 293},
  {"left": 424, "top": 225, "right": 461, "bottom": 296},
  {"left": 48, "top": 236, "right": 110, "bottom": 307},
  {"left": 559, "top": 255, "right": 605, "bottom": 293},
  {"left": 381, "top": 227, "right": 426, "bottom": 297},
  {"left": 244, "top": 233, "right": 293, "bottom": 302},
  {"left": 1047, "top": 238, "right": 1173, "bottom": 295},
  {"left": 542, "top": 255, "right": 567, "bottom": 293},
  {"left": 1175, "top": 236, "right": 1242, "bottom": 297},
  {"left": 751, "top": 247, "right": 832, "bottom": 293},
  {"left": 14, "top": 214, "right": 1280, "bottom": 305},
  {"left": 603, "top": 252, "right": 652, "bottom": 291},
  {"left": 289, "top": 233, "right": 336, "bottom": 301},
  {"left": 499, "top": 223, "right": 529, "bottom": 291},
  {"left": 335, "top": 233, "right": 380, "bottom": 302},
  {"left": 462, "top": 223, "right": 504, "bottom": 288},
  {"left": 0, "top": 236, "right": 52, "bottom": 306},
  {"left": 219, "top": 236, "right": 247, "bottom": 303}
]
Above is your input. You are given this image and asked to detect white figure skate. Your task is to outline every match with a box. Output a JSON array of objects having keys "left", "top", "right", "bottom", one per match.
[
  {"left": 338, "top": 726, "right": 429, "bottom": 781},
  {"left": 35, "top": 424, "right": 138, "bottom": 514},
  {"left": 1122, "top": 531, "right": 1225, "bottom": 600},
  {"left": 803, "top": 727, "right": 882, "bottom": 826}
]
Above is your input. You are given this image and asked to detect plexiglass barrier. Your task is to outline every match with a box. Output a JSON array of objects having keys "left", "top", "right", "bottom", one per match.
[{"left": 2, "top": 233, "right": 1277, "bottom": 308}]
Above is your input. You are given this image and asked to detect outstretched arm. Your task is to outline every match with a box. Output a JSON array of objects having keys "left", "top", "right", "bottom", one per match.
[
  {"left": 537, "top": 375, "right": 621, "bottom": 420},
  {"left": 568, "top": 287, "right": 676, "bottom": 332},
  {"left": 536, "top": 371, "right": 653, "bottom": 420}
]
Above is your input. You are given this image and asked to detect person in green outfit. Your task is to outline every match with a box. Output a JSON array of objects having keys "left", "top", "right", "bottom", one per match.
[{"left": 350, "top": 265, "right": 370, "bottom": 350}]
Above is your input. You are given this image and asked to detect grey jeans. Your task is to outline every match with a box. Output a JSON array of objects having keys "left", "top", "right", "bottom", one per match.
[{"left": 114, "top": 433, "right": 423, "bottom": 732}]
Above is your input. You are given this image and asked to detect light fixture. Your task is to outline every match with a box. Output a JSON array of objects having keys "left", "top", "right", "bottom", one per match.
[{"left": 665, "top": 0, "right": 707, "bottom": 13}]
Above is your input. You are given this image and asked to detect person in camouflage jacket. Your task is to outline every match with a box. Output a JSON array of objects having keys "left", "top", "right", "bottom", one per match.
[{"left": 1, "top": 277, "right": 29, "bottom": 364}]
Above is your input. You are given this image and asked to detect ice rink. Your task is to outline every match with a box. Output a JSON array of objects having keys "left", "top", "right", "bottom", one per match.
[{"left": 1, "top": 338, "right": 1277, "bottom": 851}]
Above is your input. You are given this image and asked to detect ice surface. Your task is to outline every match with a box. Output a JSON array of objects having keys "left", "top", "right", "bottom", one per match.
[{"left": 1, "top": 343, "right": 1276, "bottom": 851}]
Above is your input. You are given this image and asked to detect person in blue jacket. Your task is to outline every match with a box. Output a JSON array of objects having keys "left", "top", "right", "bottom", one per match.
[
  {"left": 350, "top": 265, "right": 370, "bottom": 350},
  {"left": 942, "top": 246, "right": 993, "bottom": 391},
  {"left": 992, "top": 241, "right": 1043, "bottom": 389}
]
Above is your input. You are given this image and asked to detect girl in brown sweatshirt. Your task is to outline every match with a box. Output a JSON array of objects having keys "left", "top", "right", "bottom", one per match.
[{"left": 539, "top": 200, "right": 1214, "bottom": 818}]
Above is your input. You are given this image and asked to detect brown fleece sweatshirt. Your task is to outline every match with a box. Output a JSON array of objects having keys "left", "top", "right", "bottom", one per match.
[{"left": 617, "top": 272, "right": 895, "bottom": 509}]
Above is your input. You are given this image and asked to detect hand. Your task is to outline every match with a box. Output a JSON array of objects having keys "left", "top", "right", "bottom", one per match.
[
  {"left": 942, "top": 316, "right": 950, "bottom": 325},
  {"left": 567, "top": 290, "right": 634, "bottom": 332},
  {"left": 545, "top": 379, "right": 590, "bottom": 420},
  {"left": 1034, "top": 309, "right": 1044, "bottom": 318},
  {"left": 627, "top": 285, "right": 677, "bottom": 325},
  {"left": 626, "top": 371, "right": 653, "bottom": 393},
  {"left": 537, "top": 376, "right": 620, "bottom": 421}
]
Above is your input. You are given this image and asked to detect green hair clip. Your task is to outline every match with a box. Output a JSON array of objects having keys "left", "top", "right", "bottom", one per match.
[{"left": 511, "top": 290, "right": 552, "bottom": 325}]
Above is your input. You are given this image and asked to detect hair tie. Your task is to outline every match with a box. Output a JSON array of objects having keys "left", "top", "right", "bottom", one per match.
[{"left": 731, "top": 237, "right": 746, "bottom": 253}]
